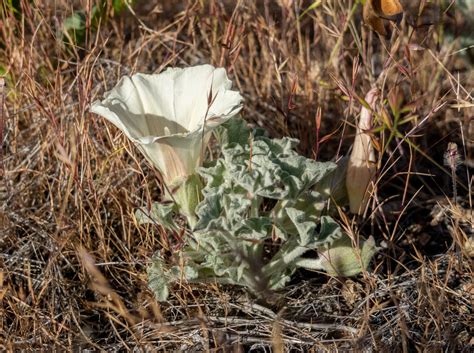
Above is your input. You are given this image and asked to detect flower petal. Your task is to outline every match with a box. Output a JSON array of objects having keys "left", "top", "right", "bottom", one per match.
[
  {"left": 138, "top": 131, "right": 212, "bottom": 185},
  {"left": 90, "top": 71, "right": 186, "bottom": 140},
  {"left": 172, "top": 65, "right": 242, "bottom": 131}
]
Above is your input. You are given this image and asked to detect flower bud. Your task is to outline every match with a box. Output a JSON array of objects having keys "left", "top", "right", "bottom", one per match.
[{"left": 346, "top": 88, "right": 378, "bottom": 215}]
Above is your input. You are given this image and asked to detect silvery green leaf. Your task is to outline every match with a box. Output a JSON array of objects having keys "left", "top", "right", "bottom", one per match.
[
  {"left": 222, "top": 135, "right": 336, "bottom": 200},
  {"left": 283, "top": 210, "right": 342, "bottom": 248},
  {"left": 194, "top": 193, "right": 223, "bottom": 231},
  {"left": 64, "top": 11, "right": 86, "bottom": 32},
  {"left": 236, "top": 261, "right": 246, "bottom": 282},
  {"left": 272, "top": 190, "right": 326, "bottom": 234},
  {"left": 272, "top": 223, "right": 288, "bottom": 241},
  {"left": 262, "top": 215, "right": 345, "bottom": 286},
  {"left": 318, "top": 215, "right": 345, "bottom": 245},
  {"left": 285, "top": 207, "right": 317, "bottom": 246},
  {"left": 316, "top": 235, "right": 378, "bottom": 276},
  {"left": 267, "top": 270, "right": 293, "bottom": 289},
  {"left": 262, "top": 237, "right": 308, "bottom": 279},
  {"left": 148, "top": 249, "right": 223, "bottom": 301},
  {"left": 135, "top": 202, "right": 178, "bottom": 231},
  {"left": 214, "top": 116, "right": 251, "bottom": 147},
  {"left": 169, "top": 263, "right": 199, "bottom": 281},
  {"left": 294, "top": 222, "right": 371, "bottom": 274},
  {"left": 222, "top": 192, "right": 252, "bottom": 225},
  {"left": 313, "top": 156, "right": 348, "bottom": 205},
  {"left": 147, "top": 253, "right": 170, "bottom": 301},
  {"left": 235, "top": 217, "right": 273, "bottom": 240},
  {"left": 154, "top": 116, "right": 350, "bottom": 297},
  {"left": 199, "top": 160, "right": 228, "bottom": 194}
]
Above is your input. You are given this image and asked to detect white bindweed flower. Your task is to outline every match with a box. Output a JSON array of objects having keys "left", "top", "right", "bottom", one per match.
[{"left": 90, "top": 65, "right": 243, "bottom": 187}]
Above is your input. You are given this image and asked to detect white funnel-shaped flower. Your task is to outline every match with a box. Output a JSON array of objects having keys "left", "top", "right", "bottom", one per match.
[
  {"left": 347, "top": 88, "right": 378, "bottom": 215},
  {"left": 90, "top": 65, "right": 243, "bottom": 187}
]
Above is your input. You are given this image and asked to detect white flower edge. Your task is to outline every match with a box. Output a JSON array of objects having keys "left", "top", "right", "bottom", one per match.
[{"left": 90, "top": 65, "right": 243, "bottom": 144}]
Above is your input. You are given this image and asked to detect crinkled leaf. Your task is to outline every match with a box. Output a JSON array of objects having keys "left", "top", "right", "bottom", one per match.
[
  {"left": 262, "top": 215, "right": 344, "bottom": 288},
  {"left": 285, "top": 207, "right": 317, "bottom": 246},
  {"left": 214, "top": 115, "right": 251, "bottom": 146},
  {"left": 146, "top": 117, "right": 362, "bottom": 298},
  {"left": 223, "top": 135, "right": 336, "bottom": 200},
  {"left": 135, "top": 202, "right": 178, "bottom": 231},
  {"left": 147, "top": 253, "right": 170, "bottom": 301},
  {"left": 272, "top": 190, "right": 326, "bottom": 234},
  {"left": 194, "top": 194, "right": 223, "bottom": 230},
  {"left": 318, "top": 215, "right": 345, "bottom": 245},
  {"left": 235, "top": 217, "right": 273, "bottom": 240},
  {"left": 317, "top": 235, "right": 378, "bottom": 276},
  {"left": 313, "top": 157, "right": 348, "bottom": 204}
]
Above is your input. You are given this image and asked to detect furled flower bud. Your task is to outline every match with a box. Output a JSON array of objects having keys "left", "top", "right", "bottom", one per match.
[{"left": 346, "top": 88, "right": 378, "bottom": 215}]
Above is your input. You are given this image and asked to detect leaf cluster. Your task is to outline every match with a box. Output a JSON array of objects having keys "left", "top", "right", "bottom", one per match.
[{"left": 145, "top": 119, "right": 358, "bottom": 301}]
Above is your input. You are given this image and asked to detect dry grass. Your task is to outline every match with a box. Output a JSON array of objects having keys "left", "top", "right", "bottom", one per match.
[{"left": 1, "top": 0, "right": 473, "bottom": 351}]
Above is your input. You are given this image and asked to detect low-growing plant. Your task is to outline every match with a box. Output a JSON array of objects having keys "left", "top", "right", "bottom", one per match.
[
  {"left": 91, "top": 65, "right": 377, "bottom": 302},
  {"left": 139, "top": 118, "right": 377, "bottom": 301}
]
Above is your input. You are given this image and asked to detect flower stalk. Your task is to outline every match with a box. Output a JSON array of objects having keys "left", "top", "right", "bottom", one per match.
[{"left": 169, "top": 173, "right": 203, "bottom": 228}]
